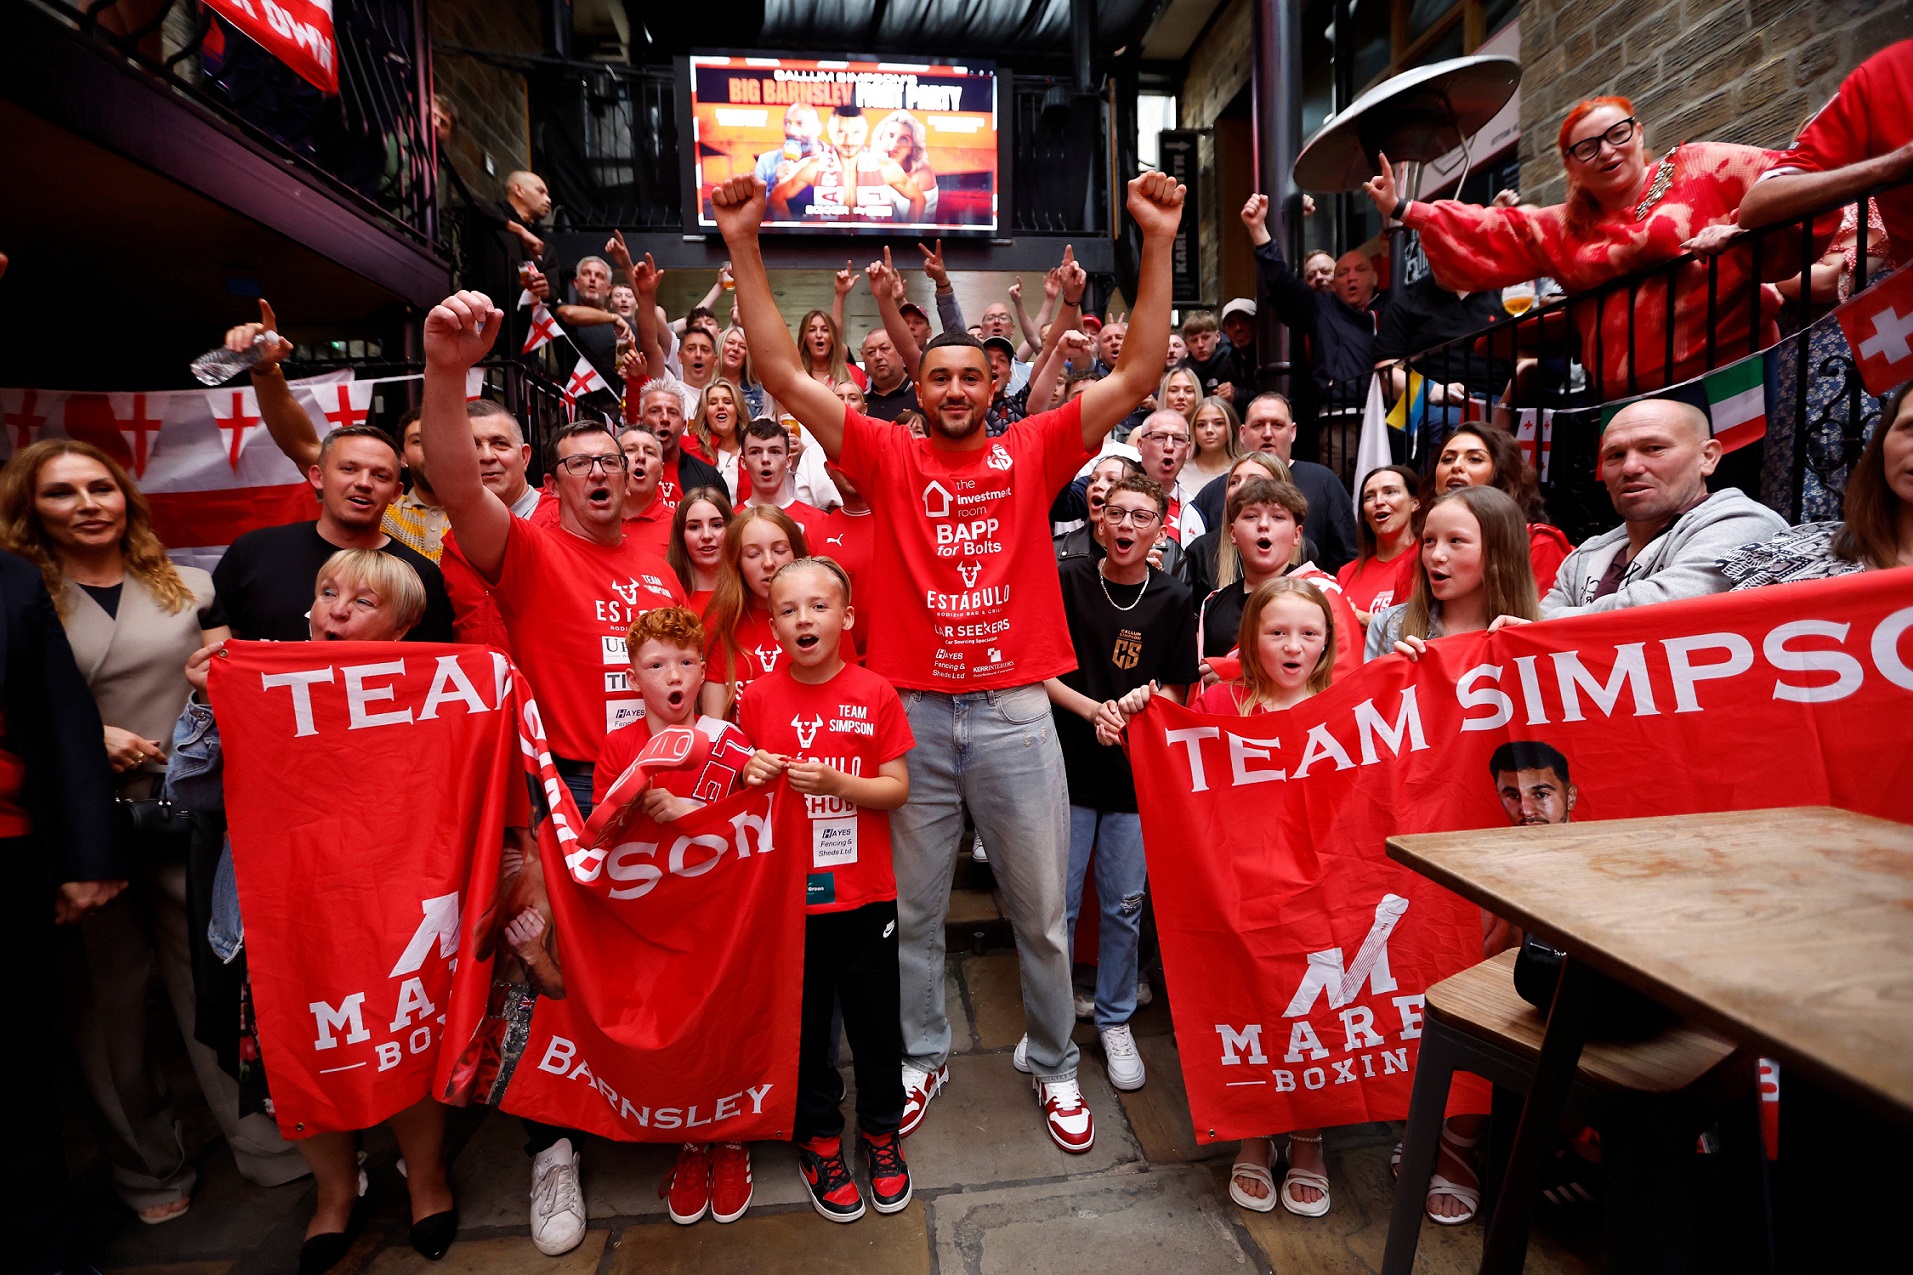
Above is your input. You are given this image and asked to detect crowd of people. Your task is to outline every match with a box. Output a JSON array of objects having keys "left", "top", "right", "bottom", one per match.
[{"left": 6, "top": 37, "right": 1912, "bottom": 1273}]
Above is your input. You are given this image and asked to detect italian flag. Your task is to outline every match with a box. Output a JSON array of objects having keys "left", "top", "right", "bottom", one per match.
[{"left": 1703, "top": 356, "right": 1767, "bottom": 453}]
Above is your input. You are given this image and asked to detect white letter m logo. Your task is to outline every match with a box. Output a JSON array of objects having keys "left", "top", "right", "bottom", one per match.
[{"left": 1282, "top": 893, "right": 1410, "bottom": 1017}]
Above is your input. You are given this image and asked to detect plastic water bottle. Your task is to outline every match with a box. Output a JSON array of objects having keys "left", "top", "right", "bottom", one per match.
[{"left": 190, "top": 331, "right": 279, "bottom": 386}]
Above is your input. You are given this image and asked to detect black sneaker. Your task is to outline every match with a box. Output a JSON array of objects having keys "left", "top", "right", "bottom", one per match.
[
  {"left": 859, "top": 1129, "right": 913, "bottom": 1214},
  {"left": 796, "top": 1135, "right": 865, "bottom": 1223}
]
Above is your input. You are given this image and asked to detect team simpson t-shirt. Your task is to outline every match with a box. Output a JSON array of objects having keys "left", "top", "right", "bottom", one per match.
[
  {"left": 837, "top": 396, "right": 1091, "bottom": 690},
  {"left": 492, "top": 517, "right": 686, "bottom": 760},
  {"left": 591, "top": 714, "right": 755, "bottom": 807},
  {"left": 738, "top": 662, "right": 914, "bottom": 913}
]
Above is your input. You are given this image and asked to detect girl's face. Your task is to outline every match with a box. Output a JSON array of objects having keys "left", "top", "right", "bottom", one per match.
[
  {"left": 1434, "top": 431, "right": 1496, "bottom": 494},
  {"left": 770, "top": 563, "right": 850, "bottom": 672},
  {"left": 1253, "top": 594, "right": 1329, "bottom": 696},
  {"left": 682, "top": 499, "right": 729, "bottom": 571},
  {"left": 1162, "top": 371, "right": 1198, "bottom": 416},
  {"left": 1085, "top": 459, "right": 1130, "bottom": 530},
  {"left": 704, "top": 387, "right": 740, "bottom": 441},
  {"left": 1226, "top": 457, "right": 1274, "bottom": 501},
  {"left": 1421, "top": 500, "right": 1486, "bottom": 602},
  {"left": 804, "top": 316, "right": 833, "bottom": 361},
  {"left": 738, "top": 518, "right": 795, "bottom": 601},
  {"left": 1362, "top": 472, "right": 1417, "bottom": 539},
  {"left": 1230, "top": 502, "right": 1299, "bottom": 579},
  {"left": 721, "top": 327, "right": 749, "bottom": 371},
  {"left": 1193, "top": 406, "right": 1231, "bottom": 457},
  {"left": 34, "top": 454, "right": 127, "bottom": 554}
]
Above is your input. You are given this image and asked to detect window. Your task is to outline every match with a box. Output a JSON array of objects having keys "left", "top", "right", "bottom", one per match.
[{"left": 1137, "top": 93, "right": 1178, "bottom": 170}]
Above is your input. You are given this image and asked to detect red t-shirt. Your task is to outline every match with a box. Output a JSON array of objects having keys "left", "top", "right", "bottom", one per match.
[
  {"left": 1528, "top": 523, "right": 1573, "bottom": 598},
  {"left": 624, "top": 498, "right": 674, "bottom": 560},
  {"left": 657, "top": 457, "right": 691, "bottom": 511},
  {"left": 836, "top": 397, "right": 1091, "bottom": 690},
  {"left": 492, "top": 517, "right": 687, "bottom": 760},
  {"left": 590, "top": 714, "right": 755, "bottom": 807},
  {"left": 779, "top": 499, "right": 829, "bottom": 553},
  {"left": 1770, "top": 40, "right": 1913, "bottom": 261},
  {"left": 1191, "top": 681, "right": 1284, "bottom": 716},
  {"left": 439, "top": 529, "right": 511, "bottom": 654},
  {"left": 738, "top": 662, "right": 914, "bottom": 914},
  {"left": 1337, "top": 551, "right": 1416, "bottom": 617},
  {"left": 707, "top": 602, "right": 784, "bottom": 705},
  {"left": 689, "top": 588, "right": 715, "bottom": 618},
  {"left": 812, "top": 506, "right": 874, "bottom": 660}
]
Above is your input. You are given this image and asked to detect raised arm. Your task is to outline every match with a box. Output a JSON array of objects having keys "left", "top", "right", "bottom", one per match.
[
  {"left": 1739, "top": 140, "right": 1913, "bottom": 230},
  {"left": 629, "top": 248, "right": 669, "bottom": 385},
  {"left": 830, "top": 261, "right": 855, "bottom": 347},
  {"left": 1024, "top": 257, "right": 1085, "bottom": 415},
  {"left": 713, "top": 176, "right": 849, "bottom": 457},
  {"left": 1365, "top": 151, "right": 1555, "bottom": 294},
  {"left": 866, "top": 248, "right": 922, "bottom": 381},
  {"left": 420, "top": 290, "right": 513, "bottom": 580},
  {"left": 920, "top": 239, "right": 966, "bottom": 334},
  {"left": 227, "top": 300, "right": 323, "bottom": 473},
  {"left": 1076, "top": 172, "right": 1185, "bottom": 451}
]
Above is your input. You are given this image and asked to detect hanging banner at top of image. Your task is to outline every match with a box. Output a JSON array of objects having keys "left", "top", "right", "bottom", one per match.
[{"left": 205, "top": 0, "right": 339, "bottom": 95}]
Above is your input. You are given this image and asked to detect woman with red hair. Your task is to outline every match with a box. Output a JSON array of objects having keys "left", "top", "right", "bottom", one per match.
[{"left": 1364, "top": 96, "right": 1807, "bottom": 395}]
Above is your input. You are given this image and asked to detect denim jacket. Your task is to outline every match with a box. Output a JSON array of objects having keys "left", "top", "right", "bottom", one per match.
[{"left": 164, "top": 696, "right": 243, "bottom": 962}]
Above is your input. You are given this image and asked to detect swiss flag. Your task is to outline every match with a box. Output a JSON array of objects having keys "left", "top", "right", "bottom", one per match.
[{"left": 1836, "top": 264, "right": 1913, "bottom": 396}]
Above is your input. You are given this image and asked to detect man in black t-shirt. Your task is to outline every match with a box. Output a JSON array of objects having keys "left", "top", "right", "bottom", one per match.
[
  {"left": 859, "top": 328, "right": 915, "bottom": 421},
  {"left": 1044, "top": 476, "right": 1198, "bottom": 1093},
  {"left": 1373, "top": 273, "right": 1511, "bottom": 447},
  {"left": 214, "top": 426, "right": 453, "bottom": 642}
]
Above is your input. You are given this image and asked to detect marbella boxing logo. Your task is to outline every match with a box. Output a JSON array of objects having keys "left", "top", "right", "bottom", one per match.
[{"left": 307, "top": 891, "right": 462, "bottom": 1073}]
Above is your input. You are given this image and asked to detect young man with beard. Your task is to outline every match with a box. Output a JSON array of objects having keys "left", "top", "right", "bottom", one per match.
[
  {"left": 419, "top": 301, "right": 692, "bottom": 1255},
  {"left": 214, "top": 426, "right": 453, "bottom": 643},
  {"left": 713, "top": 166, "right": 1184, "bottom": 1153}
]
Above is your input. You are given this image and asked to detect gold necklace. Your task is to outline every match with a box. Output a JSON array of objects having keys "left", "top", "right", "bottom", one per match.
[{"left": 1633, "top": 146, "right": 1680, "bottom": 221}]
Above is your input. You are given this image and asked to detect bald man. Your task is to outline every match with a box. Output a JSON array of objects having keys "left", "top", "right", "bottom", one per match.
[
  {"left": 1540, "top": 398, "right": 1784, "bottom": 617},
  {"left": 1240, "top": 194, "right": 1385, "bottom": 422}
]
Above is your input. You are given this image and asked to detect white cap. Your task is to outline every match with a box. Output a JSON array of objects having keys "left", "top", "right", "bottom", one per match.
[{"left": 1221, "top": 297, "right": 1257, "bottom": 321}]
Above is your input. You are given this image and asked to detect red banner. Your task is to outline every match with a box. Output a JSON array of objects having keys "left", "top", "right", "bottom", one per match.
[
  {"left": 215, "top": 642, "right": 804, "bottom": 1140},
  {"left": 205, "top": 0, "right": 339, "bottom": 95},
  {"left": 1132, "top": 569, "right": 1913, "bottom": 1143}
]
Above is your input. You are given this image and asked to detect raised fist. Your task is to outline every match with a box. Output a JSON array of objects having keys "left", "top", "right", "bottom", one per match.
[
  {"left": 424, "top": 290, "right": 503, "bottom": 371},
  {"left": 711, "top": 175, "right": 768, "bottom": 241},
  {"left": 1126, "top": 171, "right": 1186, "bottom": 240}
]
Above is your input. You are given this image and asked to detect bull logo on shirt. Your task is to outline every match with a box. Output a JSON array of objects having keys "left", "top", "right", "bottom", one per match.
[
  {"left": 754, "top": 644, "right": 781, "bottom": 673},
  {"left": 792, "top": 713, "right": 824, "bottom": 749},
  {"left": 986, "top": 444, "right": 1013, "bottom": 472},
  {"left": 956, "top": 559, "right": 983, "bottom": 588},
  {"left": 611, "top": 578, "right": 645, "bottom": 606},
  {"left": 1112, "top": 628, "right": 1143, "bottom": 671}
]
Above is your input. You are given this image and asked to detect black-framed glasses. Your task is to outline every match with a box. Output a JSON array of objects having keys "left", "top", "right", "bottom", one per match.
[
  {"left": 1104, "top": 507, "right": 1163, "bottom": 528},
  {"left": 1565, "top": 117, "right": 1638, "bottom": 163},
  {"left": 556, "top": 453, "right": 629, "bottom": 476}
]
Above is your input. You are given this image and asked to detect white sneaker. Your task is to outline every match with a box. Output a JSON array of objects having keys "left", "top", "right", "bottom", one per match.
[
  {"left": 971, "top": 833, "right": 988, "bottom": 863},
  {"left": 899, "top": 1061, "right": 948, "bottom": 1136},
  {"left": 1072, "top": 990, "right": 1094, "bottom": 1020},
  {"left": 529, "top": 1138, "right": 587, "bottom": 1256},
  {"left": 1101, "top": 1023, "right": 1146, "bottom": 1091},
  {"left": 1034, "top": 1076, "right": 1097, "bottom": 1153},
  {"left": 1012, "top": 1033, "right": 1031, "bottom": 1073}
]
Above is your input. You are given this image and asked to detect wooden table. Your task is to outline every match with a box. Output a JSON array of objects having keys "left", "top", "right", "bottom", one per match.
[{"left": 1387, "top": 806, "right": 1913, "bottom": 1272}]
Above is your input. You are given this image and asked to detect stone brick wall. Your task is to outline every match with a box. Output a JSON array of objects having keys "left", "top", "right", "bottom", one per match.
[
  {"left": 1517, "top": 0, "right": 1913, "bottom": 209},
  {"left": 429, "top": 0, "right": 542, "bottom": 205}
]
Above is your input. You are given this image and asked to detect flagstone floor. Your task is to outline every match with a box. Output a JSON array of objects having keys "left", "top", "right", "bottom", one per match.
[{"left": 77, "top": 886, "right": 1602, "bottom": 1274}]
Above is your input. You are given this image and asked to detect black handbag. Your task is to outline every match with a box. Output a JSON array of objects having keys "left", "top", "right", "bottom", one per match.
[{"left": 115, "top": 795, "right": 197, "bottom": 855}]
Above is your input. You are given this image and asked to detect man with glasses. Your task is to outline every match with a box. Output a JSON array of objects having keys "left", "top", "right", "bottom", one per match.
[{"left": 1132, "top": 409, "right": 1205, "bottom": 544}]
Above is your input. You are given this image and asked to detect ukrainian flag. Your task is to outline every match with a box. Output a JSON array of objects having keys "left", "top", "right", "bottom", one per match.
[{"left": 1385, "top": 369, "right": 1426, "bottom": 434}]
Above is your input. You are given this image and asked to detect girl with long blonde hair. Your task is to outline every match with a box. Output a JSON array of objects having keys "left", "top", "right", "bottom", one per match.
[{"left": 698, "top": 504, "right": 807, "bottom": 718}]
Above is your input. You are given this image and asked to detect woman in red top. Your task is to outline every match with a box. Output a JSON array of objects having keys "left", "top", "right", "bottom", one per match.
[
  {"left": 699, "top": 505, "right": 805, "bottom": 718},
  {"left": 1365, "top": 96, "right": 1801, "bottom": 395},
  {"left": 1420, "top": 426, "right": 1573, "bottom": 595},
  {"left": 667, "top": 487, "right": 733, "bottom": 616},
  {"left": 1337, "top": 464, "right": 1421, "bottom": 626}
]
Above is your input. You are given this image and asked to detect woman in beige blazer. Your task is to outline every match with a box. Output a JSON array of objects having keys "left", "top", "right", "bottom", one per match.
[{"left": 0, "top": 440, "right": 307, "bottom": 1223}]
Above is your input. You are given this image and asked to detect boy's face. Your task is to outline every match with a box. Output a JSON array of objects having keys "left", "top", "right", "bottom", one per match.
[
  {"left": 742, "top": 433, "right": 791, "bottom": 497},
  {"left": 771, "top": 565, "right": 852, "bottom": 672},
  {"left": 630, "top": 638, "right": 704, "bottom": 725},
  {"left": 1184, "top": 327, "right": 1219, "bottom": 362}
]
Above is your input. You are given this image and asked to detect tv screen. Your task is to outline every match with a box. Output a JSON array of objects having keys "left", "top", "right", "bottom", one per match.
[{"left": 685, "top": 54, "right": 999, "bottom": 235}]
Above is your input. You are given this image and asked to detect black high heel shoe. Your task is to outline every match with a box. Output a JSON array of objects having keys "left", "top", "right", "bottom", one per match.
[
  {"left": 298, "top": 1197, "right": 364, "bottom": 1275},
  {"left": 410, "top": 1204, "right": 459, "bottom": 1260}
]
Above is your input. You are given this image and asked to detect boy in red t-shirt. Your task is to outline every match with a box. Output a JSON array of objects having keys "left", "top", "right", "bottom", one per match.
[
  {"left": 590, "top": 606, "right": 756, "bottom": 1228},
  {"left": 739, "top": 419, "right": 829, "bottom": 544},
  {"left": 740, "top": 559, "right": 914, "bottom": 1224}
]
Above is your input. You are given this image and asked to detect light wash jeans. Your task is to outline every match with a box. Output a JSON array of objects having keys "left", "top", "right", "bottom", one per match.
[
  {"left": 894, "top": 684, "right": 1078, "bottom": 1082},
  {"left": 1065, "top": 807, "right": 1147, "bottom": 1030}
]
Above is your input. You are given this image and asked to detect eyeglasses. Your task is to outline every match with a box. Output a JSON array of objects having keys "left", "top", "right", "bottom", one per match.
[
  {"left": 1565, "top": 117, "right": 1638, "bottom": 164},
  {"left": 1103, "top": 507, "right": 1163, "bottom": 527},
  {"left": 555, "top": 453, "right": 630, "bottom": 476},
  {"left": 1141, "top": 433, "right": 1191, "bottom": 448}
]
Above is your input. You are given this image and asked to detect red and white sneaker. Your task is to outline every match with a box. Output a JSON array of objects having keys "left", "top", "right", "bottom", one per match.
[
  {"left": 710, "top": 1142, "right": 753, "bottom": 1223},
  {"left": 796, "top": 1135, "right": 866, "bottom": 1223},
  {"left": 659, "top": 1142, "right": 711, "bottom": 1224},
  {"left": 899, "top": 1062, "right": 948, "bottom": 1137},
  {"left": 1035, "top": 1076, "right": 1096, "bottom": 1153},
  {"left": 859, "top": 1129, "right": 913, "bottom": 1214}
]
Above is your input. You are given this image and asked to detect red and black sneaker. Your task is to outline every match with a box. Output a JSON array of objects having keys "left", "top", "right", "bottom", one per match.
[
  {"left": 659, "top": 1142, "right": 710, "bottom": 1224},
  {"left": 796, "top": 1135, "right": 866, "bottom": 1223},
  {"left": 710, "top": 1142, "right": 753, "bottom": 1223},
  {"left": 859, "top": 1129, "right": 913, "bottom": 1214}
]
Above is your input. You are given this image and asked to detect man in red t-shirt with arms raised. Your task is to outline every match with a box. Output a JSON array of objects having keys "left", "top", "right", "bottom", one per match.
[
  {"left": 419, "top": 291, "right": 687, "bottom": 1257},
  {"left": 713, "top": 168, "right": 1184, "bottom": 1153}
]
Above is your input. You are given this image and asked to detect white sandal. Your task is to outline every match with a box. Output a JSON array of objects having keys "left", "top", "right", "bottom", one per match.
[
  {"left": 1279, "top": 1134, "right": 1331, "bottom": 1218},
  {"left": 1229, "top": 1158, "right": 1277, "bottom": 1213},
  {"left": 1425, "top": 1128, "right": 1481, "bottom": 1226}
]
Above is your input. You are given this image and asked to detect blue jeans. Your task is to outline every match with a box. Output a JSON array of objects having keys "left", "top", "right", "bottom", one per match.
[
  {"left": 1065, "top": 807, "right": 1147, "bottom": 1030},
  {"left": 893, "top": 684, "right": 1078, "bottom": 1081}
]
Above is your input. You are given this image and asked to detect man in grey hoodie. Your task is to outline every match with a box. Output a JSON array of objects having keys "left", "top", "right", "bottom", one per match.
[{"left": 1542, "top": 399, "right": 1786, "bottom": 616}]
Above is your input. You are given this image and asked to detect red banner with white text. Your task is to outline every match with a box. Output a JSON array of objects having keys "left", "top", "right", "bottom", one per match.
[
  {"left": 214, "top": 642, "right": 804, "bottom": 1139},
  {"left": 1132, "top": 569, "right": 1913, "bottom": 1143},
  {"left": 204, "top": 0, "right": 340, "bottom": 95}
]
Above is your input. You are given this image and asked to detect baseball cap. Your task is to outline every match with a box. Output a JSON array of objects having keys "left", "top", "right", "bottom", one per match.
[
  {"left": 981, "top": 335, "right": 1017, "bottom": 360},
  {"left": 1221, "top": 297, "right": 1257, "bottom": 321},
  {"left": 1081, "top": 313, "right": 1104, "bottom": 332},
  {"left": 899, "top": 301, "right": 928, "bottom": 321}
]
